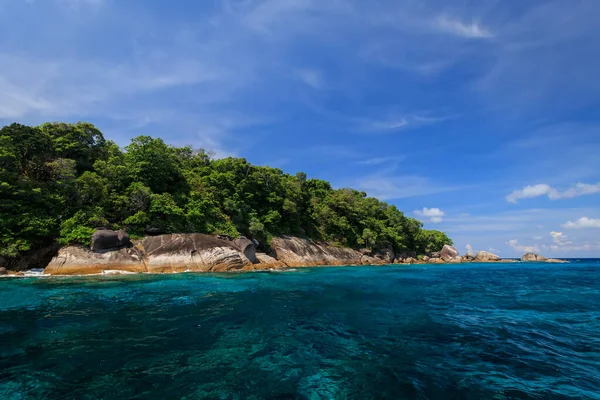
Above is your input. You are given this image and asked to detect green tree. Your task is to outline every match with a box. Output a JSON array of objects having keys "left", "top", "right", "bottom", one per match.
[
  {"left": 0, "top": 121, "right": 453, "bottom": 263},
  {"left": 125, "top": 136, "right": 186, "bottom": 194}
]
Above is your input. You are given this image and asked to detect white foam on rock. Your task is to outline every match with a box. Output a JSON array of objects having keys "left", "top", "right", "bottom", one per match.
[{"left": 102, "top": 270, "right": 137, "bottom": 275}]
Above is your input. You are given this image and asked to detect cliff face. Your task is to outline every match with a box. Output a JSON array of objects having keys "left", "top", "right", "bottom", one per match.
[
  {"left": 44, "top": 246, "right": 146, "bottom": 275},
  {"left": 42, "top": 234, "right": 379, "bottom": 275},
  {"left": 44, "top": 234, "right": 264, "bottom": 275},
  {"left": 142, "top": 234, "right": 250, "bottom": 273},
  {"left": 269, "top": 236, "right": 364, "bottom": 267}
]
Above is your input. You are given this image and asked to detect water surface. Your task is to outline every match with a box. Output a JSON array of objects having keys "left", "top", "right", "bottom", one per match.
[{"left": 1, "top": 261, "right": 599, "bottom": 399}]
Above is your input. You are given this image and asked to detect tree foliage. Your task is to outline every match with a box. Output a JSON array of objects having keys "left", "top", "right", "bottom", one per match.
[{"left": 0, "top": 122, "right": 452, "bottom": 259}]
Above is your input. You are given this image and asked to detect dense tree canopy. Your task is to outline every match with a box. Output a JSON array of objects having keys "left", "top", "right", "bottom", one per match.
[{"left": 0, "top": 122, "right": 452, "bottom": 259}]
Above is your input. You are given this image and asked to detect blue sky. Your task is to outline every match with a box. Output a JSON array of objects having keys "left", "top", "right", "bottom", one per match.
[{"left": 1, "top": 0, "right": 599, "bottom": 257}]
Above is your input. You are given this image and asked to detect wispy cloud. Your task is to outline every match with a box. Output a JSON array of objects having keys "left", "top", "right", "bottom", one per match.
[
  {"left": 362, "top": 114, "right": 448, "bottom": 132},
  {"left": 474, "top": 1, "right": 600, "bottom": 115},
  {"left": 295, "top": 68, "right": 324, "bottom": 89},
  {"left": 0, "top": 54, "right": 224, "bottom": 119},
  {"left": 356, "top": 156, "right": 405, "bottom": 166},
  {"left": 506, "top": 182, "right": 600, "bottom": 203},
  {"left": 435, "top": 16, "right": 493, "bottom": 39},
  {"left": 354, "top": 173, "right": 460, "bottom": 200}
]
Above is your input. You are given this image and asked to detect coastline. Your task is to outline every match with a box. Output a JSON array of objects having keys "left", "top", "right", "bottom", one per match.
[
  {"left": 1, "top": 232, "right": 568, "bottom": 278},
  {"left": 0, "top": 255, "right": 568, "bottom": 279}
]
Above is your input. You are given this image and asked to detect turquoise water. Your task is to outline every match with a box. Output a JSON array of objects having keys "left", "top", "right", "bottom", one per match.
[{"left": 1, "top": 262, "right": 600, "bottom": 399}]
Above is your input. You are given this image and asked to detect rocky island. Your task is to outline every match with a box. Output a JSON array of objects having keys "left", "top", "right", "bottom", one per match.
[{"left": 0, "top": 122, "right": 566, "bottom": 276}]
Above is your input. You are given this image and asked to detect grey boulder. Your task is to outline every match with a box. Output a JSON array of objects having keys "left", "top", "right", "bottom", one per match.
[
  {"left": 440, "top": 245, "right": 459, "bottom": 262},
  {"left": 91, "top": 229, "right": 131, "bottom": 252}
]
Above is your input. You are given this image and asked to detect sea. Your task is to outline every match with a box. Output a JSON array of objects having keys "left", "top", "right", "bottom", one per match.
[{"left": 1, "top": 260, "right": 599, "bottom": 399}]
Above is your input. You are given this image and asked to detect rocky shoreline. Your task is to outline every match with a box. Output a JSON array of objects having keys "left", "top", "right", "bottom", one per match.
[{"left": 0, "top": 231, "right": 567, "bottom": 277}]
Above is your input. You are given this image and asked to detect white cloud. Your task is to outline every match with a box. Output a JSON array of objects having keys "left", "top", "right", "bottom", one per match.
[
  {"left": 465, "top": 244, "right": 474, "bottom": 255},
  {"left": 506, "top": 184, "right": 553, "bottom": 203},
  {"left": 562, "top": 217, "right": 600, "bottom": 230},
  {"left": 435, "top": 16, "right": 493, "bottom": 39},
  {"left": 354, "top": 174, "right": 460, "bottom": 200},
  {"left": 506, "top": 239, "right": 540, "bottom": 254},
  {"left": 415, "top": 207, "right": 445, "bottom": 223},
  {"left": 550, "top": 231, "right": 572, "bottom": 246},
  {"left": 506, "top": 182, "right": 600, "bottom": 203}
]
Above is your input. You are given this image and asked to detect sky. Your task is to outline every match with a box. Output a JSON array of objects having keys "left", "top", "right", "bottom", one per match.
[{"left": 1, "top": 0, "right": 599, "bottom": 257}]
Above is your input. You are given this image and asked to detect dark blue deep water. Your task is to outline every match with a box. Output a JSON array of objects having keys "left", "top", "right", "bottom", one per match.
[{"left": 1, "top": 261, "right": 600, "bottom": 399}]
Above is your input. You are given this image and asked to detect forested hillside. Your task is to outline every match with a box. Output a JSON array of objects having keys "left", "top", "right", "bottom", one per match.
[{"left": 0, "top": 122, "right": 452, "bottom": 259}]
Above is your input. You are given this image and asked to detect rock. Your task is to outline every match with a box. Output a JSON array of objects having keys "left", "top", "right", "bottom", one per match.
[
  {"left": 45, "top": 233, "right": 256, "bottom": 275},
  {"left": 474, "top": 251, "right": 500, "bottom": 262},
  {"left": 463, "top": 250, "right": 475, "bottom": 261},
  {"left": 91, "top": 229, "right": 131, "bottom": 252},
  {"left": 361, "top": 255, "right": 382, "bottom": 265},
  {"left": 430, "top": 252, "right": 441, "bottom": 258},
  {"left": 0, "top": 267, "right": 7, "bottom": 275},
  {"left": 428, "top": 258, "right": 445, "bottom": 264},
  {"left": 448, "top": 256, "right": 463, "bottom": 263},
  {"left": 440, "top": 245, "right": 459, "bottom": 262},
  {"left": 521, "top": 252, "right": 548, "bottom": 262},
  {"left": 404, "top": 257, "right": 417, "bottom": 264},
  {"left": 375, "top": 246, "right": 395, "bottom": 263},
  {"left": 270, "top": 236, "right": 363, "bottom": 267},
  {"left": 233, "top": 238, "right": 258, "bottom": 264},
  {"left": 253, "top": 253, "right": 287, "bottom": 270},
  {"left": 546, "top": 258, "right": 567, "bottom": 263},
  {"left": 143, "top": 234, "right": 250, "bottom": 273},
  {"left": 145, "top": 226, "right": 166, "bottom": 236},
  {"left": 44, "top": 246, "right": 146, "bottom": 275},
  {"left": 423, "top": 256, "right": 430, "bottom": 262},
  {"left": 398, "top": 251, "right": 417, "bottom": 259}
]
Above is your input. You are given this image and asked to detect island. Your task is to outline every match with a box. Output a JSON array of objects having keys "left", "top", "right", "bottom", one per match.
[{"left": 0, "top": 122, "right": 565, "bottom": 276}]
